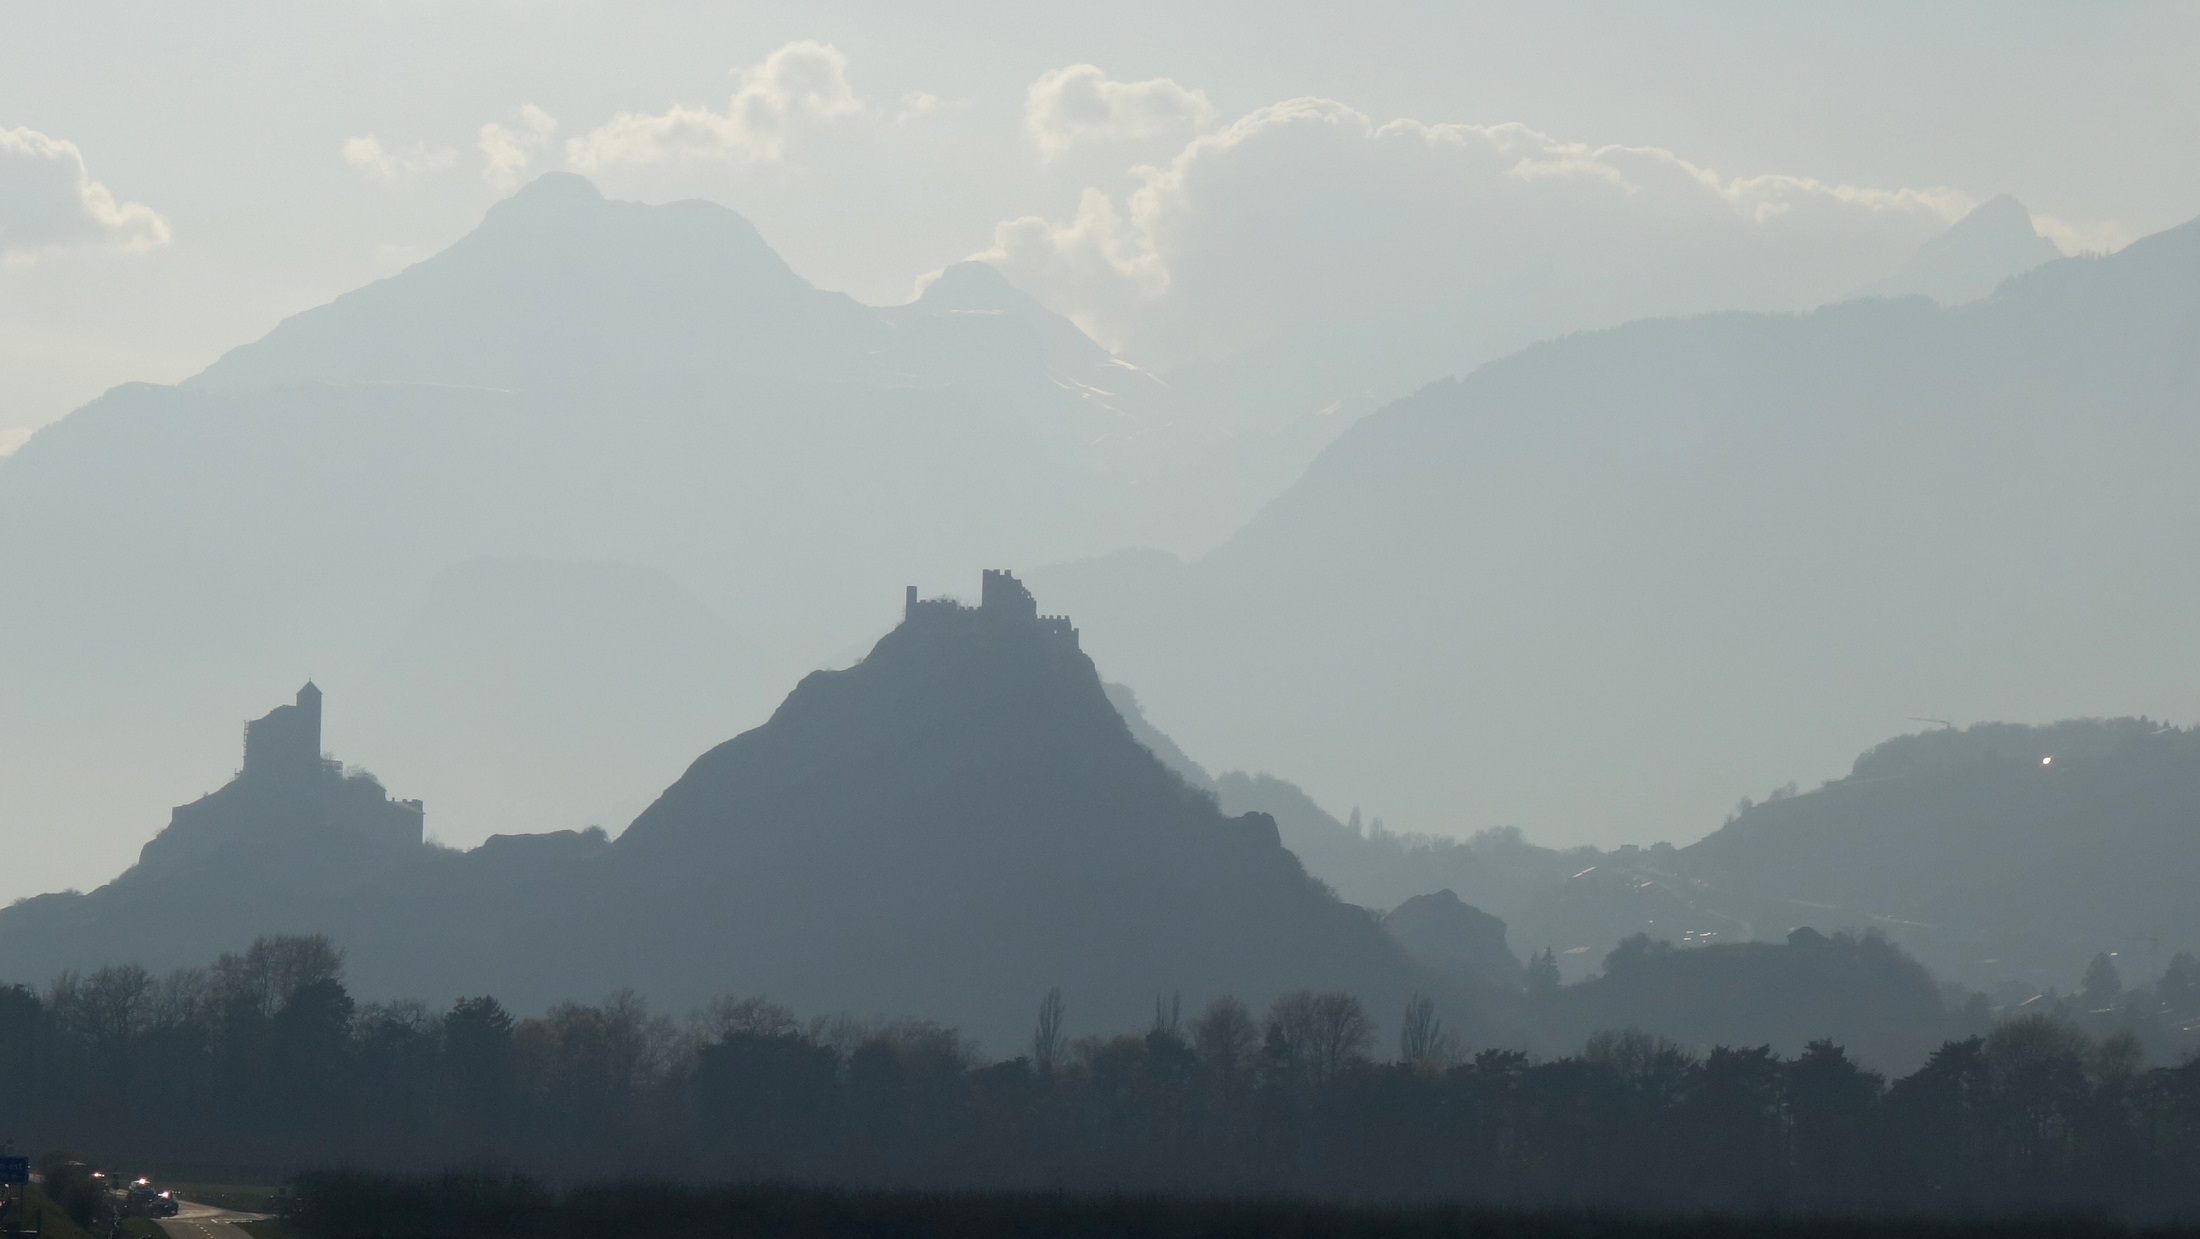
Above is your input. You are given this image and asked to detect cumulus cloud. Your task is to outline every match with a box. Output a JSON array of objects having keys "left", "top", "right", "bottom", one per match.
[
  {"left": 479, "top": 105, "right": 558, "bottom": 190},
  {"left": 894, "top": 92, "right": 953, "bottom": 126},
  {"left": 342, "top": 136, "right": 457, "bottom": 183},
  {"left": 566, "top": 41, "right": 865, "bottom": 169},
  {"left": 1024, "top": 65, "right": 1215, "bottom": 156},
  {"left": 0, "top": 127, "right": 170, "bottom": 264},
  {"left": 980, "top": 98, "right": 1976, "bottom": 372}
]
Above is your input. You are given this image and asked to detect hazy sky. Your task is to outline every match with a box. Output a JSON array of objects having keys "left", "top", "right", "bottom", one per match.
[{"left": 6, "top": 1, "right": 2198, "bottom": 452}]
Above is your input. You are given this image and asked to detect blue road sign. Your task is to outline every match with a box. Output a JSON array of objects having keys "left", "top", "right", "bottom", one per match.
[{"left": 0, "top": 1156, "right": 26, "bottom": 1184}]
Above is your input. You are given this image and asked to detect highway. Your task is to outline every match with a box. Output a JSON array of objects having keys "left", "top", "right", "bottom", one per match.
[{"left": 157, "top": 1198, "right": 268, "bottom": 1239}]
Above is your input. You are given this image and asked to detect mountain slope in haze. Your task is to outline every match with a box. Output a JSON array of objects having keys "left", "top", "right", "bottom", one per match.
[
  {"left": 1107, "top": 677, "right": 1719, "bottom": 985},
  {"left": 1112, "top": 669, "right": 2200, "bottom": 998},
  {"left": 190, "top": 174, "right": 1175, "bottom": 454},
  {"left": 1031, "top": 210, "right": 2200, "bottom": 864},
  {"left": 0, "top": 175, "right": 1183, "bottom": 892},
  {"left": 0, "top": 574, "right": 1444, "bottom": 1053},
  {"left": 1678, "top": 717, "right": 2200, "bottom": 991},
  {"left": 1855, "top": 194, "right": 2064, "bottom": 305}
]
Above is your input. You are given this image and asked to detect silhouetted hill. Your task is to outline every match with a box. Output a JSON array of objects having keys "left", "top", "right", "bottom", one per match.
[
  {"left": 1679, "top": 718, "right": 2200, "bottom": 992},
  {"left": 1112, "top": 693, "right": 2200, "bottom": 1005},
  {"left": 1381, "top": 890, "right": 1523, "bottom": 989},
  {"left": 1031, "top": 209, "right": 2200, "bottom": 861},
  {"left": 0, "top": 574, "right": 1443, "bottom": 1053},
  {"left": 574, "top": 572, "right": 1437, "bottom": 1044},
  {"left": 0, "top": 685, "right": 431, "bottom": 975},
  {"left": 1544, "top": 928, "right": 1960, "bottom": 1071}
]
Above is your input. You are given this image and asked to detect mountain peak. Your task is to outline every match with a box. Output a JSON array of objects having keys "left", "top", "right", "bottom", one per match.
[
  {"left": 1950, "top": 193, "right": 2035, "bottom": 235},
  {"left": 501, "top": 169, "right": 606, "bottom": 208},
  {"left": 917, "top": 261, "right": 1033, "bottom": 313},
  {"left": 188, "top": 172, "right": 826, "bottom": 393},
  {"left": 468, "top": 170, "right": 611, "bottom": 232},
  {"left": 1859, "top": 193, "right": 2062, "bottom": 305}
]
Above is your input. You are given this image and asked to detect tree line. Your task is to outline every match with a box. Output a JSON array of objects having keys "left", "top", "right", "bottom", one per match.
[{"left": 7, "top": 935, "right": 2200, "bottom": 1216}]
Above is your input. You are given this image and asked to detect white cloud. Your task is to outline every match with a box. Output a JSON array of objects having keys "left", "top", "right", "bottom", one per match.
[
  {"left": 980, "top": 99, "right": 1978, "bottom": 371},
  {"left": 342, "top": 135, "right": 457, "bottom": 183},
  {"left": 1024, "top": 65, "right": 1215, "bottom": 156},
  {"left": 894, "top": 91, "right": 954, "bottom": 126},
  {"left": 0, "top": 426, "right": 32, "bottom": 456},
  {"left": 0, "top": 127, "right": 170, "bottom": 264},
  {"left": 479, "top": 105, "right": 558, "bottom": 191},
  {"left": 982, "top": 189, "right": 1164, "bottom": 349},
  {"left": 565, "top": 41, "right": 865, "bottom": 169}
]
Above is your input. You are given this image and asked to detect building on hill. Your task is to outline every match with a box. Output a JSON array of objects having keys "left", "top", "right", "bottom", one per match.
[
  {"left": 136, "top": 683, "right": 424, "bottom": 878},
  {"left": 601, "top": 566, "right": 1427, "bottom": 1049},
  {"left": 242, "top": 680, "right": 329, "bottom": 779},
  {"left": 905, "top": 570, "right": 1079, "bottom": 647}
]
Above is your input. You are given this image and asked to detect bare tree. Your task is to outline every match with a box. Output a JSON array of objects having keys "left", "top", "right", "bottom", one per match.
[
  {"left": 1032, "top": 986, "right": 1066, "bottom": 1075},
  {"left": 211, "top": 934, "right": 344, "bottom": 1017},
  {"left": 695, "top": 994, "right": 799, "bottom": 1043},
  {"left": 1267, "top": 990, "right": 1371, "bottom": 1086},
  {"left": 1307, "top": 991, "right": 1372, "bottom": 1082},
  {"left": 1152, "top": 991, "right": 1182, "bottom": 1039},
  {"left": 1399, "top": 991, "right": 1446, "bottom": 1070},
  {"left": 1193, "top": 995, "right": 1258, "bottom": 1099}
]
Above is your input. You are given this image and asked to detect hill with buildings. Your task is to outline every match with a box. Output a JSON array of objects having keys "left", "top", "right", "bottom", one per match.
[
  {"left": 4, "top": 570, "right": 2078, "bottom": 1068},
  {"left": 0, "top": 574, "right": 1451, "bottom": 1053}
]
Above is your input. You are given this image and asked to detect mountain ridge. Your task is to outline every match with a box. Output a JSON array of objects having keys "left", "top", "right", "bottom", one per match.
[{"left": 1030, "top": 204, "right": 2200, "bottom": 860}]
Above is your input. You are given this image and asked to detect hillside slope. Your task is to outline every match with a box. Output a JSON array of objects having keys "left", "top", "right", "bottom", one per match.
[{"left": 1033, "top": 212, "right": 2200, "bottom": 854}]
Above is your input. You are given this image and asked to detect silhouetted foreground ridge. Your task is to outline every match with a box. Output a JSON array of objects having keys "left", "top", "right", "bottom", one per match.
[
  {"left": 598, "top": 569, "right": 1428, "bottom": 1042},
  {"left": 0, "top": 572, "right": 1429, "bottom": 1050}
]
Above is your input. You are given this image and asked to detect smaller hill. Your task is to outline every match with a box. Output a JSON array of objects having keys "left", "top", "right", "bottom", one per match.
[
  {"left": 1381, "top": 890, "right": 1522, "bottom": 989},
  {"left": 0, "top": 683, "right": 431, "bottom": 978},
  {"left": 1682, "top": 718, "right": 2200, "bottom": 991},
  {"left": 1540, "top": 928, "right": 1962, "bottom": 1073}
]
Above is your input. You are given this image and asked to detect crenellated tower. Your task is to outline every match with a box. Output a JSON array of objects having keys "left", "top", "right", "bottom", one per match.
[{"left": 901, "top": 570, "right": 1078, "bottom": 648}]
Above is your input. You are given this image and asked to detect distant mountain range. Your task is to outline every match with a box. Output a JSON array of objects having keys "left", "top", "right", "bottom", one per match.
[
  {"left": 1034, "top": 207, "right": 2200, "bottom": 859},
  {"left": 0, "top": 173, "right": 1212, "bottom": 875},
  {"left": 1112, "top": 677, "right": 2200, "bottom": 1003},
  {"left": 0, "top": 173, "right": 2120, "bottom": 899}
]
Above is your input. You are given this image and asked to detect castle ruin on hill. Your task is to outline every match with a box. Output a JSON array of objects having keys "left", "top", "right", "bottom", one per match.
[
  {"left": 904, "top": 569, "right": 1079, "bottom": 646},
  {"left": 134, "top": 682, "right": 425, "bottom": 877}
]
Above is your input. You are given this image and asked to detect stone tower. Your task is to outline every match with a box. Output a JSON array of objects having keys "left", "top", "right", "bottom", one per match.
[{"left": 242, "top": 681, "right": 324, "bottom": 779}]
